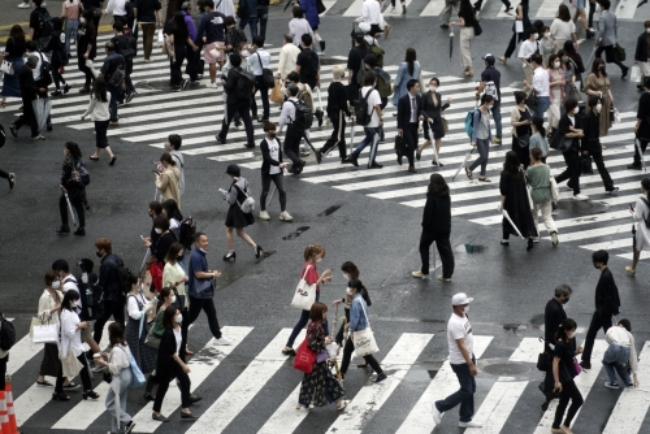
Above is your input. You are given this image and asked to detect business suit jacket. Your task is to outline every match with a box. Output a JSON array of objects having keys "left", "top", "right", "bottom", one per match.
[
  {"left": 597, "top": 10, "right": 617, "bottom": 47},
  {"left": 397, "top": 93, "right": 422, "bottom": 130},
  {"left": 156, "top": 328, "right": 185, "bottom": 381},
  {"left": 421, "top": 91, "right": 450, "bottom": 122}
]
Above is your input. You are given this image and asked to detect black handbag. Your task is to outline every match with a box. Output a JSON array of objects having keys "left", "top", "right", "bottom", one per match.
[
  {"left": 613, "top": 43, "right": 626, "bottom": 62},
  {"left": 516, "top": 133, "right": 531, "bottom": 148},
  {"left": 394, "top": 135, "right": 405, "bottom": 156},
  {"left": 526, "top": 91, "right": 538, "bottom": 110},
  {"left": 537, "top": 352, "right": 549, "bottom": 372},
  {"left": 473, "top": 21, "right": 483, "bottom": 36},
  {"left": 316, "top": 0, "right": 326, "bottom": 14},
  {"left": 102, "top": 369, "right": 112, "bottom": 384},
  {"left": 581, "top": 155, "right": 594, "bottom": 174}
]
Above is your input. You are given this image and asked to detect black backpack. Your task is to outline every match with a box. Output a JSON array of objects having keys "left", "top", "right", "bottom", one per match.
[
  {"left": 289, "top": 99, "right": 313, "bottom": 134},
  {"left": 234, "top": 68, "right": 255, "bottom": 99},
  {"left": 71, "top": 273, "right": 103, "bottom": 321},
  {"left": 0, "top": 313, "right": 16, "bottom": 352},
  {"left": 0, "top": 124, "right": 6, "bottom": 148},
  {"left": 113, "top": 34, "right": 136, "bottom": 60},
  {"left": 355, "top": 88, "right": 375, "bottom": 126},
  {"left": 104, "top": 254, "right": 131, "bottom": 295},
  {"left": 35, "top": 8, "right": 54, "bottom": 39},
  {"left": 179, "top": 216, "right": 197, "bottom": 249}
]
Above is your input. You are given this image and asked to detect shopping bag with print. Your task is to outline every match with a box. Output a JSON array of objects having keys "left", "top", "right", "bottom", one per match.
[
  {"left": 290, "top": 265, "right": 316, "bottom": 311},
  {"left": 293, "top": 339, "right": 316, "bottom": 374}
]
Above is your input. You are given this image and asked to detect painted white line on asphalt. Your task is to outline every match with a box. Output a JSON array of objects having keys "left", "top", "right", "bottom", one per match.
[{"left": 465, "top": 380, "right": 528, "bottom": 434}]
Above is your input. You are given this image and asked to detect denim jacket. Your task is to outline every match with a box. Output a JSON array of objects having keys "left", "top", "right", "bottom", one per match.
[{"left": 349, "top": 293, "right": 369, "bottom": 332}]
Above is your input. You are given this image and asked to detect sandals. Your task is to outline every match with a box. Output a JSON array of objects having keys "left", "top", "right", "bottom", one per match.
[
  {"left": 497, "top": 56, "right": 507, "bottom": 64},
  {"left": 282, "top": 347, "right": 296, "bottom": 356},
  {"left": 336, "top": 399, "right": 351, "bottom": 411},
  {"left": 82, "top": 390, "right": 100, "bottom": 400},
  {"left": 89, "top": 156, "right": 99, "bottom": 161},
  {"left": 478, "top": 177, "right": 492, "bottom": 182},
  {"left": 465, "top": 167, "right": 473, "bottom": 180},
  {"left": 52, "top": 392, "right": 70, "bottom": 401}
]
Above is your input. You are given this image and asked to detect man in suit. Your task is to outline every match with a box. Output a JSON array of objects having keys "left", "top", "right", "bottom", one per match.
[
  {"left": 397, "top": 79, "right": 422, "bottom": 173},
  {"left": 595, "top": 0, "right": 628, "bottom": 78}
]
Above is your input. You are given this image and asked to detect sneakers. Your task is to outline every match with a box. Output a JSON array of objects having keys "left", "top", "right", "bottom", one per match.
[
  {"left": 259, "top": 210, "right": 270, "bottom": 220},
  {"left": 31, "top": 135, "right": 46, "bottom": 140},
  {"left": 63, "top": 84, "right": 71, "bottom": 94},
  {"left": 551, "top": 231, "right": 559, "bottom": 247},
  {"left": 627, "top": 164, "right": 643, "bottom": 170},
  {"left": 607, "top": 187, "right": 619, "bottom": 194},
  {"left": 36, "top": 380, "right": 54, "bottom": 387},
  {"left": 411, "top": 270, "right": 427, "bottom": 278},
  {"left": 144, "top": 58, "right": 153, "bottom": 63},
  {"left": 431, "top": 404, "right": 443, "bottom": 425},
  {"left": 109, "top": 120, "right": 119, "bottom": 126},
  {"left": 181, "top": 79, "right": 189, "bottom": 90},
  {"left": 625, "top": 265, "right": 636, "bottom": 275},
  {"left": 437, "top": 275, "right": 451, "bottom": 282},
  {"left": 17, "top": 2, "right": 30, "bottom": 7},
  {"left": 604, "top": 381, "right": 620, "bottom": 389},
  {"left": 126, "top": 92, "right": 136, "bottom": 103},
  {"left": 206, "top": 82, "right": 218, "bottom": 88},
  {"left": 279, "top": 211, "right": 294, "bottom": 221},
  {"left": 214, "top": 337, "right": 232, "bottom": 346},
  {"left": 493, "top": 137, "right": 502, "bottom": 145},
  {"left": 573, "top": 193, "right": 589, "bottom": 201},
  {"left": 374, "top": 372, "right": 387, "bottom": 383},
  {"left": 235, "top": 122, "right": 244, "bottom": 131},
  {"left": 63, "top": 382, "right": 81, "bottom": 390},
  {"left": 459, "top": 421, "right": 482, "bottom": 428}
]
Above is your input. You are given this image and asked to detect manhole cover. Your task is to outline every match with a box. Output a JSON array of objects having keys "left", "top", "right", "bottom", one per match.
[{"left": 483, "top": 363, "right": 530, "bottom": 376}]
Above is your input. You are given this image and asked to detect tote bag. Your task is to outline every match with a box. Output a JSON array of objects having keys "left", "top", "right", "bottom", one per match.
[
  {"left": 61, "top": 349, "right": 83, "bottom": 378},
  {"left": 32, "top": 323, "right": 59, "bottom": 344},
  {"left": 352, "top": 301, "right": 379, "bottom": 357},
  {"left": 550, "top": 173, "right": 560, "bottom": 202},
  {"left": 270, "top": 80, "right": 284, "bottom": 104},
  {"left": 293, "top": 339, "right": 316, "bottom": 374},
  {"left": 290, "top": 265, "right": 317, "bottom": 311},
  {"left": 128, "top": 353, "right": 146, "bottom": 388}
]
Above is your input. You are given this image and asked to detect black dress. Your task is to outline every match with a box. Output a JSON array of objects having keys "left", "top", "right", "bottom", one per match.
[
  {"left": 512, "top": 108, "right": 532, "bottom": 169},
  {"left": 500, "top": 172, "right": 538, "bottom": 239},
  {"left": 421, "top": 91, "right": 449, "bottom": 140},
  {"left": 224, "top": 179, "right": 255, "bottom": 228}
]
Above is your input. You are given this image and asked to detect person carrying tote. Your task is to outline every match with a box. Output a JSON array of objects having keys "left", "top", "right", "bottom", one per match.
[
  {"left": 297, "top": 302, "right": 350, "bottom": 412},
  {"left": 282, "top": 244, "right": 332, "bottom": 356},
  {"left": 143, "top": 287, "right": 175, "bottom": 402},
  {"left": 340, "top": 279, "right": 386, "bottom": 383},
  {"left": 124, "top": 274, "right": 157, "bottom": 377},
  {"left": 332, "top": 261, "right": 359, "bottom": 349}
]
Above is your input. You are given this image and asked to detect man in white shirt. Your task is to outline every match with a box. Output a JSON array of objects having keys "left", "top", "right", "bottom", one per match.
[
  {"left": 346, "top": 72, "right": 383, "bottom": 169},
  {"left": 276, "top": 33, "right": 300, "bottom": 81},
  {"left": 518, "top": 29, "right": 539, "bottom": 87},
  {"left": 106, "top": 0, "right": 128, "bottom": 22},
  {"left": 432, "top": 293, "right": 481, "bottom": 429},
  {"left": 278, "top": 84, "right": 306, "bottom": 174},
  {"left": 248, "top": 35, "right": 272, "bottom": 121},
  {"left": 356, "top": 0, "right": 381, "bottom": 35},
  {"left": 525, "top": 53, "right": 551, "bottom": 118},
  {"left": 26, "top": 41, "right": 52, "bottom": 131}
]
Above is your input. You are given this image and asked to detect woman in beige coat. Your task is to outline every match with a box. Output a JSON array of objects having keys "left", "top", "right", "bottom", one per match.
[{"left": 155, "top": 153, "right": 181, "bottom": 210}]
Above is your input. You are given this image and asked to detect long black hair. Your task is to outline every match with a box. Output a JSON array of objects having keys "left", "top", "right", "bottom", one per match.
[
  {"left": 502, "top": 151, "right": 520, "bottom": 178},
  {"left": 348, "top": 278, "right": 371, "bottom": 306},
  {"left": 65, "top": 142, "right": 82, "bottom": 160},
  {"left": 427, "top": 174, "right": 450, "bottom": 196},
  {"left": 405, "top": 48, "right": 416, "bottom": 76},
  {"left": 554, "top": 318, "right": 577, "bottom": 343},
  {"left": 641, "top": 178, "right": 650, "bottom": 200},
  {"left": 532, "top": 116, "right": 546, "bottom": 137},
  {"left": 61, "top": 289, "right": 80, "bottom": 312},
  {"left": 162, "top": 199, "right": 183, "bottom": 221}
]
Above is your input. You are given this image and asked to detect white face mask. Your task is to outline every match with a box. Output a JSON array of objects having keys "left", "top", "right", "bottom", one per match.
[
  {"left": 171, "top": 295, "right": 177, "bottom": 304},
  {"left": 596, "top": 103, "right": 602, "bottom": 113},
  {"left": 647, "top": 28, "right": 650, "bottom": 34},
  {"left": 154, "top": 228, "right": 163, "bottom": 234},
  {"left": 429, "top": 86, "right": 437, "bottom": 92},
  {"left": 553, "top": 61, "right": 561, "bottom": 68},
  {"left": 175, "top": 314, "right": 183, "bottom": 324},
  {"left": 463, "top": 306, "right": 470, "bottom": 314},
  {"left": 316, "top": 257, "right": 323, "bottom": 263},
  {"left": 241, "top": 50, "right": 250, "bottom": 57},
  {"left": 573, "top": 107, "right": 580, "bottom": 114},
  {"left": 52, "top": 281, "right": 61, "bottom": 289},
  {"left": 544, "top": 32, "right": 551, "bottom": 38},
  {"left": 342, "top": 273, "right": 350, "bottom": 280},
  {"left": 568, "top": 331, "right": 576, "bottom": 339},
  {"left": 531, "top": 33, "right": 538, "bottom": 40},
  {"left": 80, "top": 17, "right": 86, "bottom": 24},
  {"left": 199, "top": 247, "right": 207, "bottom": 253},
  {"left": 346, "top": 287, "right": 353, "bottom": 296}
]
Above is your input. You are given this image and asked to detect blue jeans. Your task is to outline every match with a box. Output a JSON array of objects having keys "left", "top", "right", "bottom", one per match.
[
  {"left": 107, "top": 84, "right": 121, "bottom": 122},
  {"left": 239, "top": 15, "right": 258, "bottom": 39},
  {"left": 534, "top": 96, "right": 551, "bottom": 119},
  {"left": 602, "top": 344, "right": 632, "bottom": 385},
  {"left": 352, "top": 126, "right": 381, "bottom": 167},
  {"left": 286, "top": 292, "right": 329, "bottom": 348},
  {"left": 64, "top": 19, "right": 79, "bottom": 56},
  {"left": 492, "top": 101, "right": 503, "bottom": 139},
  {"left": 468, "top": 138, "right": 490, "bottom": 176},
  {"left": 435, "top": 357, "right": 476, "bottom": 422}
]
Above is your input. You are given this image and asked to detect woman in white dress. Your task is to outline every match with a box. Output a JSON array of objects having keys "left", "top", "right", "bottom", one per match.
[{"left": 626, "top": 178, "right": 650, "bottom": 275}]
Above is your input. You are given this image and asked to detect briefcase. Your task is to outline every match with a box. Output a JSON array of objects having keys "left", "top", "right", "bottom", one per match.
[{"left": 394, "top": 135, "right": 405, "bottom": 157}]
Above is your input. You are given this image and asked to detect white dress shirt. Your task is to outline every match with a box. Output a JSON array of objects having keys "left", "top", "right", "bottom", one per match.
[
  {"left": 279, "top": 97, "right": 298, "bottom": 132},
  {"left": 532, "top": 67, "right": 550, "bottom": 97},
  {"left": 409, "top": 95, "right": 417, "bottom": 123},
  {"left": 360, "top": 0, "right": 381, "bottom": 25},
  {"left": 106, "top": 0, "right": 127, "bottom": 16},
  {"left": 248, "top": 48, "right": 271, "bottom": 76}
]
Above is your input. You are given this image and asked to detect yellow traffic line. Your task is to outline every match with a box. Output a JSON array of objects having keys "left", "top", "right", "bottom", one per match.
[
  {"left": 0, "top": 24, "right": 114, "bottom": 42},
  {"left": 0, "top": 22, "right": 29, "bottom": 30}
]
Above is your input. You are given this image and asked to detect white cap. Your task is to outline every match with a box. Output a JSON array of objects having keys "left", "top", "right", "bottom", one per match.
[{"left": 452, "top": 293, "right": 474, "bottom": 306}]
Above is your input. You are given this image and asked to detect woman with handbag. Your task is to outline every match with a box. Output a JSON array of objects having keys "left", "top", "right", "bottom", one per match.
[
  {"left": 527, "top": 148, "right": 559, "bottom": 246},
  {"left": 1, "top": 25, "right": 27, "bottom": 108},
  {"left": 283, "top": 244, "right": 332, "bottom": 356},
  {"left": 332, "top": 261, "right": 359, "bottom": 349},
  {"left": 582, "top": 96, "right": 617, "bottom": 194},
  {"left": 297, "top": 302, "right": 349, "bottom": 411},
  {"left": 450, "top": 0, "right": 477, "bottom": 78},
  {"left": 511, "top": 91, "right": 533, "bottom": 169},
  {"left": 340, "top": 279, "right": 386, "bottom": 383},
  {"left": 562, "top": 41, "right": 586, "bottom": 87},
  {"left": 499, "top": 151, "right": 538, "bottom": 249},
  {"left": 54, "top": 290, "right": 99, "bottom": 401},
  {"left": 154, "top": 153, "right": 181, "bottom": 210},
  {"left": 551, "top": 318, "right": 584, "bottom": 434},
  {"left": 143, "top": 287, "right": 174, "bottom": 401},
  {"left": 554, "top": 98, "right": 588, "bottom": 201},
  {"left": 94, "top": 322, "right": 135, "bottom": 434},
  {"left": 152, "top": 305, "right": 199, "bottom": 421},
  {"left": 558, "top": 49, "right": 578, "bottom": 103},
  {"left": 497, "top": 0, "right": 531, "bottom": 65},
  {"left": 218, "top": 164, "right": 263, "bottom": 261},
  {"left": 125, "top": 274, "right": 157, "bottom": 377},
  {"left": 259, "top": 122, "right": 293, "bottom": 222},
  {"left": 584, "top": 58, "right": 614, "bottom": 137},
  {"left": 417, "top": 77, "right": 451, "bottom": 166},
  {"left": 81, "top": 76, "right": 115, "bottom": 165},
  {"left": 547, "top": 54, "right": 566, "bottom": 130}
]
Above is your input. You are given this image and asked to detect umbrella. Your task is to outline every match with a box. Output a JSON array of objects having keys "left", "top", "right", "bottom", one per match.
[
  {"left": 449, "top": 31, "right": 454, "bottom": 59},
  {"left": 283, "top": 0, "right": 294, "bottom": 12},
  {"left": 636, "top": 139, "right": 647, "bottom": 172},
  {"left": 64, "top": 193, "right": 77, "bottom": 227},
  {"left": 452, "top": 147, "right": 475, "bottom": 181},
  {"left": 349, "top": 123, "right": 355, "bottom": 156},
  {"left": 502, "top": 209, "right": 525, "bottom": 239},
  {"left": 268, "top": 183, "right": 277, "bottom": 205},
  {"left": 428, "top": 123, "right": 441, "bottom": 166},
  {"left": 139, "top": 248, "right": 151, "bottom": 274}
]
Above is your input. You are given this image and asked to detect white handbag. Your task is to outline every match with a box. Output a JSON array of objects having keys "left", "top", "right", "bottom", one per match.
[
  {"left": 0, "top": 60, "right": 14, "bottom": 75},
  {"left": 352, "top": 301, "right": 379, "bottom": 357},
  {"left": 32, "top": 323, "right": 59, "bottom": 344},
  {"left": 550, "top": 173, "right": 560, "bottom": 202},
  {"left": 61, "top": 349, "right": 83, "bottom": 378},
  {"left": 290, "top": 265, "right": 317, "bottom": 311}
]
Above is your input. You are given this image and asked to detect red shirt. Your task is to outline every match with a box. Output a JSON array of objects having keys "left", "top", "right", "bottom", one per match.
[{"left": 301, "top": 261, "right": 320, "bottom": 292}]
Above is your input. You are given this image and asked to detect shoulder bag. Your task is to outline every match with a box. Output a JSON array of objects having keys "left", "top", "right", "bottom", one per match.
[
  {"left": 550, "top": 170, "right": 560, "bottom": 202},
  {"left": 256, "top": 52, "right": 275, "bottom": 88},
  {"left": 62, "top": 349, "right": 84, "bottom": 378},
  {"left": 144, "top": 320, "right": 161, "bottom": 349},
  {"left": 293, "top": 339, "right": 316, "bottom": 374},
  {"left": 234, "top": 182, "right": 256, "bottom": 214},
  {"left": 351, "top": 300, "right": 379, "bottom": 357},
  {"left": 290, "top": 265, "right": 317, "bottom": 311}
]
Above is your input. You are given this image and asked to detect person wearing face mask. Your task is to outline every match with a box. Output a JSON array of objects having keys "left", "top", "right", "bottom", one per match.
[
  {"left": 538, "top": 27, "right": 556, "bottom": 67},
  {"left": 397, "top": 79, "right": 422, "bottom": 173},
  {"left": 155, "top": 152, "right": 181, "bottom": 210},
  {"left": 332, "top": 261, "right": 359, "bottom": 349},
  {"left": 449, "top": 0, "right": 477, "bottom": 78},
  {"left": 527, "top": 148, "right": 558, "bottom": 245},
  {"left": 541, "top": 284, "right": 572, "bottom": 409},
  {"left": 582, "top": 96, "right": 618, "bottom": 193},
  {"left": 594, "top": 0, "right": 629, "bottom": 79},
  {"left": 518, "top": 28, "right": 541, "bottom": 88},
  {"left": 553, "top": 98, "right": 588, "bottom": 200},
  {"left": 152, "top": 305, "right": 200, "bottom": 421},
  {"left": 557, "top": 50, "right": 577, "bottom": 103},
  {"left": 282, "top": 244, "right": 332, "bottom": 355},
  {"left": 149, "top": 215, "right": 178, "bottom": 292},
  {"left": 584, "top": 58, "right": 614, "bottom": 138},
  {"left": 77, "top": 10, "right": 98, "bottom": 94},
  {"left": 161, "top": 199, "right": 183, "bottom": 242},
  {"left": 602, "top": 319, "right": 639, "bottom": 389},
  {"left": 499, "top": 151, "right": 538, "bottom": 249},
  {"left": 166, "top": 135, "right": 185, "bottom": 196},
  {"left": 57, "top": 142, "right": 87, "bottom": 236},
  {"left": 432, "top": 293, "right": 479, "bottom": 428},
  {"left": 547, "top": 54, "right": 566, "bottom": 131},
  {"left": 259, "top": 122, "right": 293, "bottom": 221},
  {"left": 634, "top": 22, "right": 650, "bottom": 91},
  {"left": 550, "top": 5, "right": 577, "bottom": 53},
  {"left": 143, "top": 286, "right": 175, "bottom": 401},
  {"left": 562, "top": 41, "right": 585, "bottom": 87},
  {"left": 418, "top": 78, "right": 451, "bottom": 165},
  {"left": 466, "top": 94, "right": 494, "bottom": 182},
  {"left": 475, "top": 54, "right": 502, "bottom": 144},
  {"left": 217, "top": 53, "right": 256, "bottom": 149},
  {"left": 315, "top": 66, "right": 351, "bottom": 163},
  {"left": 93, "top": 238, "right": 127, "bottom": 345},
  {"left": 124, "top": 274, "right": 157, "bottom": 378},
  {"left": 551, "top": 318, "right": 583, "bottom": 434},
  {"left": 511, "top": 91, "right": 533, "bottom": 169},
  {"left": 580, "top": 250, "right": 621, "bottom": 371}
]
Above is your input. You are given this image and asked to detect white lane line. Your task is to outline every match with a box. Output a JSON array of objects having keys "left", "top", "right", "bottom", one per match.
[
  {"left": 7, "top": 328, "right": 44, "bottom": 376},
  {"left": 420, "top": 0, "right": 447, "bottom": 16},
  {"left": 509, "top": 337, "right": 544, "bottom": 363},
  {"left": 395, "top": 335, "right": 493, "bottom": 434},
  {"left": 614, "top": 0, "right": 637, "bottom": 19},
  {"left": 535, "top": 0, "right": 564, "bottom": 17},
  {"left": 603, "top": 341, "right": 650, "bottom": 434},
  {"left": 344, "top": 0, "right": 412, "bottom": 16},
  {"left": 533, "top": 340, "right": 608, "bottom": 433},
  {"left": 324, "top": 333, "right": 434, "bottom": 434},
  {"left": 185, "top": 328, "right": 305, "bottom": 434},
  {"left": 130, "top": 326, "right": 253, "bottom": 433}
]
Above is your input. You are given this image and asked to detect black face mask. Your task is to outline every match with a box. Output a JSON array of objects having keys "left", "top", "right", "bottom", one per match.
[
  {"left": 562, "top": 297, "right": 570, "bottom": 304},
  {"left": 96, "top": 251, "right": 102, "bottom": 258},
  {"left": 268, "top": 132, "right": 277, "bottom": 139}
]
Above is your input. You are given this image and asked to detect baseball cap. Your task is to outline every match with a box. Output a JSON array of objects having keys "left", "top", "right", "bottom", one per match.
[
  {"left": 452, "top": 293, "right": 474, "bottom": 306},
  {"left": 482, "top": 53, "right": 495, "bottom": 65}
]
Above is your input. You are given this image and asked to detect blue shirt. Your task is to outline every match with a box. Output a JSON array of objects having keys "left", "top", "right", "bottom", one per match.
[
  {"left": 195, "top": 11, "right": 225, "bottom": 45},
  {"left": 349, "top": 293, "right": 369, "bottom": 332},
  {"left": 188, "top": 248, "right": 212, "bottom": 298}
]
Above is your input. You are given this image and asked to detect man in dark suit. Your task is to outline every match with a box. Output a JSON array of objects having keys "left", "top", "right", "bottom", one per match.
[
  {"left": 397, "top": 79, "right": 422, "bottom": 173},
  {"left": 581, "top": 249, "right": 620, "bottom": 370},
  {"left": 542, "top": 283, "right": 572, "bottom": 409},
  {"left": 9, "top": 54, "right": 46, "bottom": 140}
]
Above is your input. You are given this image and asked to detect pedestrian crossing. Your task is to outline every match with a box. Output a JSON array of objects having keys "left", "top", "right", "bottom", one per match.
[{"left": 7, "top": 315, "right": 650, "bottom": 434}]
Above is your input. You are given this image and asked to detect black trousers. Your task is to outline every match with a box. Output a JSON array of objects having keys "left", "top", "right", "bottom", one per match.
[
  {"left": 283, "top": 127, "right": 303, "bottom": 167},
  {"left": 403, "top": 123, "right": 419, "bottom": 167},
  {"left": 595, "top": 45, "right": 626, "bottom": 72},
  {"left": 52, "top": 64, "right": 66, "bottom": 89},
  {"left": 419, "top": 231, "right": 454, "bottom": 278},
  {"left": 93, "top": 299, "right": 126, "bottom": 344},
  {"left": 251, "top": 76, "right": 270, "bottom": 120},
  {"left": 124, "top": 58, "right": 134, "bottom": 95},
  {"left": 184, "top": 44, "right": 199, "bottom": 82},
  {"left": 633, "top": 139, "right": 648, "bottom": 167},
  {"left": 335, "top": 308, "right": 350, "bottom": 346},
  {"left": 13, "top": 98, "right": 38, "bottom": 137},
  {"left": 552, "top": 379, "right": 583, "bottom": 429},
  {"left": 186, "top": 296, "right": 222, "bottom": 340},
  {"left": 260, "top": 173, "right": 286, "bottom": 211},
  {"left": 505, "top": 31, "right": 526, "bottom": 59},
  {"left": 0, "top": 355, "right": 6, "bottom": 390},
  {"left": 153, "top": 364, "right": 191, "bottom": 412},
  {"left": 219, "top": 99, "right": 255, "bottom": 146},
  {"left": 512, "top": 139, "right": 530, "bottom": 169},
  {"left": 55, "top": 353, "right": 92, "bottom": 393},
  {"left": 588, "top": 0, "right": 596, "bottom": 28},
  {"left": 320, "top": 111, "right": 347, "bottom": 159},
  {"left": 170, "top": 45, "right": 186, "bottom": 87},
  {"left": 59, "top": 191, "right": 86, "bottom": 228},
  {"left": 78, "top": 57, "right": 94, "bottom": 87},
  {"left": 590, "top": 151, "right": 614, "bottom": 191},
  {"left": 0, "top": 170, "right": 8, "bottom": 179},
  {"left": 555, "top": 150, "right": 581, "bottom": 195},
  {"left": 581, "top": 310, "right": 612, "bottom": 364},
  {"left": 340, "top": 334, "right": 383, "bottom": 376}
]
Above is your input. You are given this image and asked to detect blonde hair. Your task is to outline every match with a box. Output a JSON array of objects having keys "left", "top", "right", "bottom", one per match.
[{"left": 332, "top": 65, "right": 344, "bottom": 81}]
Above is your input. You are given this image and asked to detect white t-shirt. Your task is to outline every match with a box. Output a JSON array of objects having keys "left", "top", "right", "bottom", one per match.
[
  {"left": 447, "top": 313, "right": 474, "bottom": 365},
  {"left": 518, "top": 40, "right": 538, "bottom": 65},
  {"left": 361, "top": 86, "right": 382, "bottom": 128},
  {"left": 267, "top": 138, "right": 281, "bottom": 175},
  {"left": 550, "top": 19, "right": 576, "bottom": 41},
  {"left": 62, "top": 275, "right": 79, "bottom": 294}
]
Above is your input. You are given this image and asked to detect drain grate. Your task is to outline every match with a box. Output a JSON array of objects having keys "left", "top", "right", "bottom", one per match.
[{"left": 482, "top": 363, "right": 531, "bottom": 376}]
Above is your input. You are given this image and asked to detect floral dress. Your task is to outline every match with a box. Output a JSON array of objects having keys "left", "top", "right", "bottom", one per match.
[{"left": 298, "top": 322, "right": 345, "bottom": 408}]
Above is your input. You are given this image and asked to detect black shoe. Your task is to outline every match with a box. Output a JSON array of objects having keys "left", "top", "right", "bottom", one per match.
[
  {"left": 628, "top": 164, "right": 642, "bottom": 170},
  {"left": 223, "top": 251, "right": 236, "bottom": 261},
  {"left": 369, "top": 162, "right": 383, "bottom": 169},
  {"left": 315, "top": 150, "right": 322, "bottom": 164},
  {"left": 622, "top": 67, "right": 629, "bottom": 80},
  {"left": 316, "top": 110, "right": 324, "bottom": 127},
  {"left": 580, "top": 360, "right": 591, "bottom": 370},
  {"left": 47, "top": 124, "right": 53, "bottom": 132},
  {"left": 294, "top": 161, "right": 306, "bottom": 175},
  {"left": 415, "top": 152, "right": 421, "bottom": 161},
  {"left": 504, "top": 5, "right": 513, "bottom": 12},
  {"left": 82, "top": 390, "right": 100, "bottom": 400},
  {"left": 126, "top": 92, "right": 136, "bottom": 103},
  {"left": 402, "top": 3, "right": 406, "bottom": 14},
  {"left": 109, "top": 156, "right": 117, "bottom": 166},
  {"left": 51, "top": 392, "right": 71, "bottom": 401},
  {"left": 216, "top": 135, "right": 226, "bottom": 144},
  {"left": 9, "top": 124, "right": 17, "bottom": 138},
  {"left": 143, "top": 392, "right": 155, "bottom": 402},
  {"left": 125, "top": 420, "right": 136, "bottom": 434},
  {"left": 397, "top": 154, "right": 403, "bottom": 165},
  {"left": 189, "top": 395, "right": 203, "bottom": 404},
  {"left": 440, "top": 23, "right": 449, "bottom": 29},
  {"left": 350, "top": 156, "right": 359, "bottom": 167},
  {"left": 51, "top": 89, "right": 62, "bottom": 97},
  {"left": 57, "top": 225, "right": 71, "bottom": 234},
  {"left": 527, "top": 237, "right": 534, "bottom": 251},
  {"left": 319, "top": 40, "right": 325, "bottom": 52},
  {"left": 473, "top": 1, "right": 481, "bottom": 11},
  {"left": 181, "top": 79, "right": 189, "bottom": 90},
  {"left": 244, "top": 143, "right": 255, "bottom": 149},
  {"left": 374, "top": 373, "right": 387, "bottom": 383},
  {"left": 181, "top": 412, "right": 197, "bottom": 420},
  {"left": 63, "top": 84, "right": 71, "bottom": 94},
  {"left": 74, "top": 227, "right": 86, "bottom": 236},
  {"left": 255, "top": 245, "right": 264, "bottom": 258}
]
